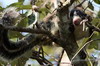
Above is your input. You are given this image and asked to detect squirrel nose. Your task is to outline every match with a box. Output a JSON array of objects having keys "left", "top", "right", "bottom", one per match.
[{"left": 73, "top": 16, "right": 81, "bottom": 26}]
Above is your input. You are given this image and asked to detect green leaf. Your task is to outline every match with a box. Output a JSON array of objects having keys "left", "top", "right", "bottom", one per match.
[
  {"left": 88, "top": 1, "right": 94, "bottom": 10},
  {"left": 97, "top": 11, "right": 100, "bottom": 18},
  {"left": 17, "top": 16, "right": 28, "bottom": 27},
  {"left": 94, "top": 0, "right": 100, "bottom": 4},
  {"left": 18, "top": 0, "right": 24, "bottom": 2},
  {"left": 7, "top": 2, "right": 31, "bottom": 10},
  {"left": 0, "top": 6, "right": 4, "bottom": 11},
  {"left": 35, "top": 0, "right": 44, "bottom": 6},
  {"left": 82, "top": 38, "right": 89, "bottom": 44},
  {"left": 7, "top": 2, "right": 23, "bottom": 7},
  {"left": 17, "top": 5, "right": 32, "bottom": 10},
  {"left": 39, "top": 8, "right": 50, "bottom": 19},
  {"left": 88, "top": 32, "right": 100, "bottom": 49},
  {"left": 8, "top": 31, "right": 23, "bottom": 39},
  {"left": 91, "top": 18, "right": 100, "bottom": 26},
  {"left": 92, "top": 31, "right": 100, "bottom": 40},
  {"left": 26, "top": 10, "right": 33, "bottom": 17},
  {"left": 28, "top": 14, "right": 35, "bottom": 25}
]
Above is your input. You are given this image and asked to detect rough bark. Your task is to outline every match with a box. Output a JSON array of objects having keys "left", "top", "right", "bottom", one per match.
[{"left": 56, "top": 3, "right": 88, "bottom": 66}]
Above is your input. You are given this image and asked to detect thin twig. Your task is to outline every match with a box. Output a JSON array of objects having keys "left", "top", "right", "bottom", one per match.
[
  {"left": 79, "top": 19, "right": 100, "bottom": 33},
  {"left": 0, "top": 24, "right": 66, "bottom": 48},
  {"left": 71, "top": 39, "right": 100, "bottom": 61},
  {"left": 57, "top": 49, "right": 64, "bottom": 66},
  {"left": 86, "top": 22, "right": 100, "bottom": 32}
]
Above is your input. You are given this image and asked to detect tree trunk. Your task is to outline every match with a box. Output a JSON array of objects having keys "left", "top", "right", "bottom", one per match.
[{"left": 57, "top": 8, "right": 88, "bottom": 66}]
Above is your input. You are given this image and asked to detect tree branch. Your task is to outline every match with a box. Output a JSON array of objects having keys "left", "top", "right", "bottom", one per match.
[
  {"left": 0, "top": 24, "right": 67, "bottom": 47},
  {"left": 71, "top": 39, "right": 100, "bottom": 62},
  {"left": 78, "top": 19, "right": 100, "bottom": 33},
  {"left": 86, "top": 22, "right": 100, "bottom": 32}
]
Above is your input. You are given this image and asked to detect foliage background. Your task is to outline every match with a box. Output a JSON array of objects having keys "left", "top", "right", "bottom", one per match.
[{"left": 0, "top": 0, "right": 100, "bottom": 66}]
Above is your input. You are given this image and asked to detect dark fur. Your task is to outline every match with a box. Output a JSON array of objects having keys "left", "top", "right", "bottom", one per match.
[
  {"left": 0, "top": 29, "right": 36, "bottom": 60},
  {"left": 70, "top": 9, "right": 87, "bottom": 20},
  {"left": 70, "top": 7, "right": 92, "bottom": 60},
  {"left": 0, "top": 7, "right": 34, "bottom": 61}
]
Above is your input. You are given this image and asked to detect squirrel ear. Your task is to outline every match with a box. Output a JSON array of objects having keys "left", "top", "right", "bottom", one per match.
[{"left": 70, "top": 9, "right": 75, "bottom": 18}]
